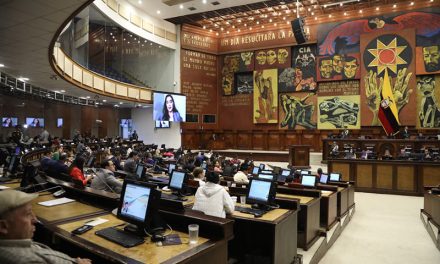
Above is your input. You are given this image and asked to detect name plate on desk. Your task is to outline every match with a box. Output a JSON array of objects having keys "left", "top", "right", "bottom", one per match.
[{"left": 38, "top": 197, "right": 75, "bottom": 207}]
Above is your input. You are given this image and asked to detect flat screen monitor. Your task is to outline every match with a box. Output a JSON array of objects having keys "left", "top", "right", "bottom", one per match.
[
  {"left": 153, "top": 92, "right": 186, "bottom": 122},
  {"left": 155, "top": 120, "right": 170, "bottom": 128},
  {"left": 259, "top": 164, "right": 265, "bottom": 170},
  {"left": 26, "top": 117, "right": 44, "bottom": 128},
  {"left": 117, "top": 180, "right": 161, "bottom": 230},
  {"left": 168, "top": 163, "right": 176, "bottom": 175},
  {"left": 136, "top": 164, "right": 145, "bottom": 179},
  {"left": 120, "top": 119, "right": 132, "bottom": 128},
  {"left": 300, "top": 170, "right": 310, "bottom": 175},
  {"left": 301, "top": 175, "right": 317, "bottom": 187},
  {"left": 169, "top": 170, "right": 187, "bottom": 191},
  {"left": 247, "top": 179, "right": 275, "bottom": 206},
  {"left": 258, "top": 173, "right": 275, "bottom": 181},
  {"left": 320, "top": 174, "right": 329, "bottom": 184},
  {"left": 329, "top": 172, "right": 341, "bottom": 182},
  {"left": 251, "top": 166, "right": 260, "bottom": 175},
  {"left": 57, "top": 118, "right": 63, "bottom": 128},
  {"left": 261, "top": 170, "right": 273, "bottom": 174},
  {"left": 2, "top": 117, "right": 18, "bottom": 127},
  {"left": 281, "top": 169, "right": 291, "bottom": 177}
]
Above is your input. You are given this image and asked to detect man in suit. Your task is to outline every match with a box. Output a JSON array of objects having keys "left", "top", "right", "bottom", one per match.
[
  {"left": 91, "top": 160, "right": 122, "bottom": 194},
  {"left": 123, "top": 151, "right": 139, "bottom": 174}
]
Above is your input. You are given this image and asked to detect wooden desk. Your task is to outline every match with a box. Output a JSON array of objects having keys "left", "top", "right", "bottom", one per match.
[
  {"left": 422, "top": 190, "right": 440, "bottom": 251},
  {"left": 319, "top": 190, "right": 338, "bottom": 230},
  {"left": 54, "top": 214, "right": 225, "bottom": 264},
  {"left": 32, "top": 193, "right": 107, "bottom": 224},
  {"left": 229, "top": 205, "right": 298, "bottom": 264},
  {"left": 0, "top": 180, "right": 21, "bottom": 189},
  {"left": 275, "top": 190, "right": 320, "bottom": 250}
]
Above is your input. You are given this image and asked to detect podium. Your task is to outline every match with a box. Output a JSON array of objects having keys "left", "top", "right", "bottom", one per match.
[{"left": 289, "top": 145, "right": 310, "bottom": 167}]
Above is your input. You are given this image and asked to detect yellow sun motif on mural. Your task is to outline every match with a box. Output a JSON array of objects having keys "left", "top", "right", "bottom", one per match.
[{"left": 367, "top": 38, "right": 407, "bottom": 75}]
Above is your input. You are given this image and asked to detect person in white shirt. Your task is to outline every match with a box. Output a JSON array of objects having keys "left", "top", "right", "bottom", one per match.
[
  {"left": 192, "top": 172, "right": 235, "bottom": 218},
  {"left": 192, "top": 167, "right": 206, "bottom": 187},
  {"left": 233, "top": 163, "right": 250, "bottom": 184}
]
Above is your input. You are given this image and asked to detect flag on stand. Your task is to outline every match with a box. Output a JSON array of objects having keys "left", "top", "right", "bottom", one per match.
[{"left": 378, "top": 69, "right": 400, "bottom": 136}]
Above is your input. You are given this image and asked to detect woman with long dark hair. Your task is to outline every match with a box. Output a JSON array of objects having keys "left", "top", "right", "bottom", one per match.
[
  {"left": 160, "top": 94, "right": 182, "bottom": 122},
  {"left": 69, "top": 156, "right": 93, "bottom": 186}
]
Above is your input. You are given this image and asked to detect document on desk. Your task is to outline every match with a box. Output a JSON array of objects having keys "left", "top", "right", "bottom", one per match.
[
  {"left": 84, "top": 218, "right": 109, "bottom": 227},
  {"left": 38, "top": 197, "right": 75, "bottom": 207}
]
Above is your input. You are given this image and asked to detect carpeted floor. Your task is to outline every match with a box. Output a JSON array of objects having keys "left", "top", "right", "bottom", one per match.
[{"left": 319, "top": 192, "right": 440, "bottom": 264}]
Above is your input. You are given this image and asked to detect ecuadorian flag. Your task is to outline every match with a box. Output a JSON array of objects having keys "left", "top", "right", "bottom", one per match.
[{"left": 378, "top": 70, "right": 400, "bottom": 136}]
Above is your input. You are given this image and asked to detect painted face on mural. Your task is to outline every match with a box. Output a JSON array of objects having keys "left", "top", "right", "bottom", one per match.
[
  {"left": 319, "top": 58, "right": 333, "bottom": 79},
  {"left": 332, "top": 55, "right": 344, "bottom": 74},
  {"left": 343, "top": 57, "right": 358, "bottom": 79},
  {"left": 256, "top": 51, "right": 267, "bottom": 65},
  {"left": 277, "top": 49, "right": 288, "bottom": 64},
  {"left": 266, "top": 50, "right": 277, "bottom": 65},
  {"left": 423, "top": 45, "right": 440, "bottom": 72},
  {"left": 241, "top": 52, "right": 253, "bottom": 65}
]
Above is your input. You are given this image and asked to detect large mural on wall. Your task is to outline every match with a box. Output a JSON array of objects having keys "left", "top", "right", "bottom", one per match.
[
  {"left": 416, "top": 45, "right": 440, "bottom": 75},
  {"left": 316, "top": 53, "right": 361, "bottom": 81},
  {"left": 238, "top": 51, "right": 255, "bottom": 72},
  {"left": 254, "top": 69, "right": 278, "bottom": 123},
  {"left": 254, "top": 48, "right": 291, "bottom": 70},
  {"left": 417, "top": 75, "right": 440, "bottom": 128},
  {"left": 317, "top": 95, "right": 361, "bottom": 129},
  {"left": 360, "top": 29, "right": 416, "bottom": 126},
  {"left": 221, "top": 54, "right": 240, "bottom": 96},
  {"left": 318, "top": 11, "right": 440, "bottom": 56},
  {"left": 279, "top": 92, "right": 317, "bottom": 130}
]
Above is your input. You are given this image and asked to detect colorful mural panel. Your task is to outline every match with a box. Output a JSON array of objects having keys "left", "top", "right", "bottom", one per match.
[
  {"left": 416, "top": 45, "right": 440, "bottom": 75},
  {"left": 316, "top": 53, "right": 361, "bottom": 82},
  {"left": 235, "top": 72, "right": 253, "bottom": 94},
  {"left": 254, "top": 69, "right": 278, "bottom": 123},
  {"left": 279, "top": 92, "right": 317, "bottom": 130},
  {"left": 254, "top": 48, "right": 291, "bottom": 70},
  {"left": 317, "top": 95, "right": 361, "bottom": 129},
  {"left": 417, "top": 75, "right": 440, "bottom": 128}
]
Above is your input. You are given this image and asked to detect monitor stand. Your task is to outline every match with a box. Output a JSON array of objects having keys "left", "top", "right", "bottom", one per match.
[
  {"left": 173, "top": 191, "right": 188, "bottom": 202},
  {"left": 251, "top": 203, "right": 271, "bottom": 212},
  {"left": 124, "top": 224, "right": 146, "bottom": 237}
]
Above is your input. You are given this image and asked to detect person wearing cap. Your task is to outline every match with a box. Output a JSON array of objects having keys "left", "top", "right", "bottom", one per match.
[
  {"left": 0, "top": 190, "right": 92, "bottom": 264},
  {"left": 233, "top": 163, "right": 250, "bottom": 184},
  {"left": 192, "top": 171, "right": 235, "bottom": 218}
]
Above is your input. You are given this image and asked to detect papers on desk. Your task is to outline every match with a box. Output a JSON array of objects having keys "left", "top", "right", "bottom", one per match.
[
  {"left": 38, "top": 197, "right": 75, "bottom": 207},
  {"left": 0, "top": 185, "right": 10, "bottom": 190},
  {"left": 84, "top": 218, "right": 109, "bottom": 227}
]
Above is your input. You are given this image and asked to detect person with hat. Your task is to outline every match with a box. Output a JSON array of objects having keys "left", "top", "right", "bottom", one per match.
[
  {"left": 192, "top": 171, "right": 235, "bottom": 218},
  {"left": 233, "top": 163, "right": 250, "bottom": 184},
  {"left": 0, "top": 190, "right": 92, "bottom": 264}
]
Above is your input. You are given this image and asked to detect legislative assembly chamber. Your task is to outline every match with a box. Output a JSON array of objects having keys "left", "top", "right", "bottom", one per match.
[{"left": 0, "top": 0, "right": 440, "bottom": 263}]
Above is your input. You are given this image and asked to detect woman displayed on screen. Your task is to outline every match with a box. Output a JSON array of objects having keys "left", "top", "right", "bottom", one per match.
[
  {"left": 3, "top": 117, "right": 12, "bottom": 127},
  {"left": 160, "top": 94, "right": 182, "bottom": 122},
  {"left": 31, "top": 118, "right": 40, "bottom": 127}
]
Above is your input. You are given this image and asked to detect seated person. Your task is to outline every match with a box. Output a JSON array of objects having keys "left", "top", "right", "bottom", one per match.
[
  {"left": 340, "top": 128, "right": 349, "bottom": 139},
  {"left": 330, "top": 141, "right": 339, "bottom": 157},
  {"left": 382, "top": 147, "right": 393, "bottom": 160},
  {"left": 316, "top": 168, "right": 323, "bottom": 177},
  {"left": 90, "top": 160, "right": 123, "bottom": 194},
  {"left": 360, "top": 148, "right": 371, "bottom": 159},
  {"left": 423, "top": 148, "right": 432, "bottom": 160},
  {"left": 69, "top": 156, "right": 93, "bottom": 187},
  {"left": 123, "top": 151, "right": 138, "bottom": 174},
  {"left": 402, "top": 126, "right": 410, "bottom": 139},
  {"left": 46, "top": 153, "right": 69, "bottom": 178},
  {"left": 192, "top": 172, "right": 235, "bottom": 218},
  {"left": 51, "top": 145, "right": 63, "bottom": 161},
  {"left": 344, "top": 148, "right": 356, "bottom": 159},
  {"left": 417, "top": 132, "right": 425, "bottom": 140},
  {"left": 398, "top": 148, "right": 409, "bottom": 160},
  {"left": 233, "top": 163, "right": 250, "bottom": 184},
  {"left": 192, "top": 167, "right": 206, "bottom": 187},
  {"left": 213, "top": 161, "right": 223, "bottom": 174},
  {"left": 0, "top": 190, "right": 92, "bottom": 264}
]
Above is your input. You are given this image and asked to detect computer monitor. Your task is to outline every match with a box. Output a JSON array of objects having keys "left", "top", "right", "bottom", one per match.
[
  {"left": 301, "top": 175, "right": 317, "bottom": 187},
  {"left": 258, "top": 173, "right": 275, "bottom": 181},
  {"left": 2, "top": 117, "right": 18, "bottom": 127},
  {"left": 259, "top": 164, "right": 265, "bottom": 170},
  {"left": 300, "top": 170, "right": 310, "bottom": 175},
  {"left": 168, "top": 170, "right": 187, "bottom": 192},
  {"left": 117, "top": 180, "right": 161, "bottom": 235},
  {"left": 281, "top": 169, "right": 291, "bottom": 177},
  {"left": 320, "top": 174, "right": 329, "bottom": 184},
  {"left": 329, "top": 172, "right": 341, "bottom": 182},
  {"left": 261, "top": 170, "right": 273, "bottom": 174},
  {"left": 168, "top": 163, "right": 176, "bottom": 175},
  {"left": 135, "top": 164, "right": 146, "bottom": 180},
  {"left": 201, "top": 162, "right": 207, "bottom": 169},
  {"left": 251, "top": 166, "right": 260, "bottom": 175},
  {"left": 246, "top": 178, "right": 276, "bottom": 209}
]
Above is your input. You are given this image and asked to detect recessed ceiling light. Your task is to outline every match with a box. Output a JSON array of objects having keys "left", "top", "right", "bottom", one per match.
[
  {"left": 202, "top": 0, "right": 207, "bottom": 4},
  {"left": 18, "top": 77, "right": 29, "bottom": 82},
  {"left": 215, "top": 32, "right": 219, "bottom": 36},
  {"left": 203, "top": 25, "right": 206, "bottom": 29},
  {"left": 238, "top": 29, "right": 241, "bottom": 32},
  {"left": 103, "top": 99, "right": 107, "bottom": 102},
  {"left": 344, "top": 12, "right": 347, "bottom": 15},
  {"left": 156, "top": 10, "right": 161, "bottom": 14},
  {"left": 314, "top": 17, "right": 317, "bottom": 20},
  {"left": 60, "top": 90, "right": 65, "bottom": 93},
  {"left": 0, "top": 64, "right": 5, "bottom": 67},
  {"left": 179, "top": 4, "right": 183, "bottom": 9},
  {"left": 261, "top": 25, "right": 264, "bottom": 28},
  {"left": 86, "top": 96, "right": 90, "bottom": 99},
  {"left": 359, "top": 10, "right": 363, "bottom": 13},
  {"left": 376, "top": 7, "right": 380, "bottom": 10},
  {"left": 410, "top": 2, "right": 414, "bottom": 5},
  {"left": 119, "top": 102, "right": 123, "bottom": 104},
  {"left": 328, "top": 14, "right": 332, "bottom": 18},
  {"left": 138, "top": 0, "right": 142, "bottom": 4},
  {"left": 393, "top": 4, "right": 397, "bottom": 8}
]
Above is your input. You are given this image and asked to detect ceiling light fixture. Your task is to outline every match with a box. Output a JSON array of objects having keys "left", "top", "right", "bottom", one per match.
[
  {"left": 179, "top": 4, "right": 183, "bottom": 9},
  {"left": 156, "top": 10, "right": 161, "bottom": 14},
  {"left": 138, "top": 0, "right": 142, "bottom": 4},
  {"left": 376, "top": 7, "right": 380, "bottom": 10},
  {"left": 393, "top": 4, "right": 397, "bottom": 8},
  {"left": 18, "top": 77, "right": 29, "bottom": 82},
  {"left": 202, "top": 0, "right": 207, "bottom": 4}
]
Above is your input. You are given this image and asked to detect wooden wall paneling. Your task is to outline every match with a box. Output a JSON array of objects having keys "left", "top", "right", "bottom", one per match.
[
  {"left": 237, "top": 131, "right": 252, "bottom": 149},
  {"left": 396, "top": 166, "right": 415, "bottom": 192},
  {"left": 421, "top": 166, "right": 440, "bottom": 187},
  {"left": 182, "top": 133, "right": 198, "bottom": 149},
  {"left": 356, "top": 164, "right": 373, "bottom": 188},
  {"left": 376, "top": 164, "right": 393, "bottom": 190},
  {"left": 222, "top": 131, "right": 236, "bottom": 149},
  {"left": 332, "top": 162, "right": 350, "bottom": 181},
  {"left": 267, "top": 131, "right": 281, "bottom": 150},
  {"left": 284, "top": 132, "right": 299, "bottom": 151},
  {"left": 252, "top": 131, "right": 265, "bottom": 150},
  {"left": 301, "top": 132, "right": 317, "bottom": 152}
]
